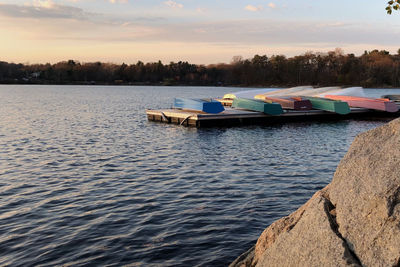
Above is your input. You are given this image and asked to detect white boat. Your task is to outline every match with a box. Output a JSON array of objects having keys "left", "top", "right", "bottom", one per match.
[
  {"left": 316, "top": 87, "right": 366, "bottom": 97},
  {"left": 223, "top": 88, "right": 280, "bottom": 99},
  {"left": 292, "top": 86, "right": 342, "bottom": 96},
  {"left": 258, "top": 86, "right": 314, "bottom": 97}
]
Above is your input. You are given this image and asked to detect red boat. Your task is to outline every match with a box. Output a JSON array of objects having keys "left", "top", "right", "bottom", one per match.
[
  {"left": 255, "top": 95, "right": 312, "bottom": 110},
  {"left": 324, "top": 95, "right": 399, "bottom": 112}
]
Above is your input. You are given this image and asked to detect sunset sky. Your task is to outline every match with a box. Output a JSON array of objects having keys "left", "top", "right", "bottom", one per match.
[{"left": 0, "top": 0, "right": 399, "bottom": 64}]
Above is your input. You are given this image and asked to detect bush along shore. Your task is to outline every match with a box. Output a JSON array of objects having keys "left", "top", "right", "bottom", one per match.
[
  {"left": 230, "top": 118, "right": 400, "bottom": 267},
  {"left": 1, "top": 49, "right": 400, "bottom": 87}
]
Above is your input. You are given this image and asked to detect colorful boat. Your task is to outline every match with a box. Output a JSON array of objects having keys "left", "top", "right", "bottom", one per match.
[
  {"left": 222, "top": 88, "right": 280, "bottom": 99},
  {"left": 223, "top": 86, "right": 314, "bottom": 99},
  {"left": 317, "top": 87, "right": 366, "bottom": 97},
  {"left": 302, "top": 96, "right": 350, "bottom": 114},
  {"left": 173, "top": 98, "right": 225, "bottom": 114},
  {"left": 294, "top": 86, "right": 342, "bottom": 96},
  {"left": 324, "top": 95, "right": 399, "bottom": 112},
  {"left": 232, "top": 98, "right": 283, "bottom": 115},
  {"left": 214, "top": 98, "right": 234, "bottom": 106},
  {"left": 254, "top": 95, "right": 312, "bottom": 110},
  {"left": 257, "top": 86, "right": 314, "bottom": 97},
  {"left": 220, "top": 86, "right": 313, "bottom": 107}
]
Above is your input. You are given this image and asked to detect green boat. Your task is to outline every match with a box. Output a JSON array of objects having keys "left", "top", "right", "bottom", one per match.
[
  {"left": 303, "top": 96, "right": 350, "bottom": 114},
  {"left": 232, "top": 98, "right": 283, "bottom": 115}
]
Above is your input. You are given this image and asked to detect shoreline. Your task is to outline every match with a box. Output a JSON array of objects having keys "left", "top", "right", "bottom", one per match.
[{"left": 1, "top": 82, "right": 400, "bottom": 89}]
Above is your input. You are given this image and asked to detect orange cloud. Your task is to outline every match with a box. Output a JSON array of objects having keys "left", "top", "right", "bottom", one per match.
[{"left": 245, "top": 5, "right": 263, "bottom": 12}]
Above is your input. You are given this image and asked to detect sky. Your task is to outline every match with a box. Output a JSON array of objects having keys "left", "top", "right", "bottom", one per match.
[{"left": 0, "top": 0, "right": 400, "bottom": 64}]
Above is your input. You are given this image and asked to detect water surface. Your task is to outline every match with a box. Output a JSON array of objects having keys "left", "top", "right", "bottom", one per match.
[{"left": 0, "top": 85, "right": 398, "bottom": 266}]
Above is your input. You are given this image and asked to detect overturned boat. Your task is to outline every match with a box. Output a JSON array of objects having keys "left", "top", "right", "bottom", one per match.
[
  {"left": 173, "top": 98, "right": 225, "bottom": 114},
  {"left": 231, "top": 98, "right": 283, "bottom": 115},
  {"left": 324, "top": 95, "right": 399, "bottom": 112},
  {"left": 302, "top": 96, "right": 351, "bottom": 115},
  {"left": 254, "top": 95, "right": 312, "bottom": 110}
]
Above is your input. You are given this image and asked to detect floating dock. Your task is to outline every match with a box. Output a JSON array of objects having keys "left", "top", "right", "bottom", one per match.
[{"left": 146, "top": 106, "right": 400, "bottom": 127}]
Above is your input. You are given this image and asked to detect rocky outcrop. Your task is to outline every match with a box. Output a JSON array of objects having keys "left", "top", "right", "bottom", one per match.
[
  {"left": 230, "top": 118, "right": 400, "bottom": 267},
  {"left": 330, "top": 118, "right": 400, "bottom": 266}
]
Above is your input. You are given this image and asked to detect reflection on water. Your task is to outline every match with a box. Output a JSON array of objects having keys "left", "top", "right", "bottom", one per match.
[{"left": 0, "top": 85, "right": 397, "bottom": 266}]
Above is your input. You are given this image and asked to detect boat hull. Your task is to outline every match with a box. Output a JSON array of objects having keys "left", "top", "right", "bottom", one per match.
[
  {"left": 255, "top": 86, "right": 314, "bottom": 97},
  {"left": 232, "top": 98, "right": 283, "bottom": 115},
  {"left": 255, "top": 95, "right": 312, "bottom": 110},
  {"left": 303, "top": 96, "right": 350, "bottom": 114},
  {"left": 222, "top": 88, "right": 279, "bottom": 99},
  {"left": 324, "top": 95, "right": 399, "bottom": 112},
  {"left": 173, "top": 98, "right": 225, "bottom": 114}
]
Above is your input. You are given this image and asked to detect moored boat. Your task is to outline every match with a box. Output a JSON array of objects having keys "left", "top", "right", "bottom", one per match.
[
  {"left": 173, "top": 98, "right": 225, "bottom": 114},
  {"left": 222, "top": 88, "right": 280, "bottom": 99},
  {"left": 317, "top": 87, "right": 366, "bottom": 97},
  {"left": 324, "top": 95, "right": 399, "bottom": 112},
  {"left": 223, "top": 86, "right": 314, "bottom": 100},
  {"left": 232, "top": 98, "right": 283, "bottom": 115},
  {"left": 302, "top": 96, "right": 350, "bottom": 114},
  {"left": 254, "top": 95, "right": 312, "bottom": 110},
  {"left": 257, "top": 86, "right": 314, "bottom": 97},
  {"left": 214, "top": 98, "right": 234, "bottom": 106},
  {"left": 295, "top": 86, "right": 342, "bottom": 96}
]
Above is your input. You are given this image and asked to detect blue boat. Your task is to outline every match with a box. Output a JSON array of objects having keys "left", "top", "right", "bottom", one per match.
[{"left": 173, "top": 98, "right": 225, "bottom": 114}]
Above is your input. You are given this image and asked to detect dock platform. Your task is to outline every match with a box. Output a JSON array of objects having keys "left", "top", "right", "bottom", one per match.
[{"left": 146, "top": 106, "right": 400, "bottom": 127}]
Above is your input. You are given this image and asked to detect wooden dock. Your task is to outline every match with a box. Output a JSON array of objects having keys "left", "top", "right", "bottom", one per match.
[{"left": 146, "top": 106, "right": 400, "bottom": 127}]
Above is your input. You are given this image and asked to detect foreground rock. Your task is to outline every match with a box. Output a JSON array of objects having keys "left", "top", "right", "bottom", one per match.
[{"left": 230, "top": 118, "right": 400, "bottom": 267}]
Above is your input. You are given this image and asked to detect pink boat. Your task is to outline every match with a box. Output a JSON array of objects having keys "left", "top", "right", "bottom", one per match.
[{"left": 324, "top": 95, "right": 399, "bottom": 112}]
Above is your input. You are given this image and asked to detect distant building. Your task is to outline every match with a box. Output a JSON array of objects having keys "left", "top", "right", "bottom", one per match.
[{"left": 31, "top": 72, "right": 41, "bottom": 79}]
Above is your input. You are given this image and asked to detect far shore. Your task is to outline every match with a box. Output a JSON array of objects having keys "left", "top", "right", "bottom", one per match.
[
  {"left": 1, "top": 81, "right": 400, "bottom": 89},
  {"left": 2, "top": 49, "right": 400, "bottom": 89}
]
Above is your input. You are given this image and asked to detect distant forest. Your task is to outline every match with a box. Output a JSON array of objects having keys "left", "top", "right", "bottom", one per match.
[{"left": 1, "top": 49, "right": 400, "bottom": 87}]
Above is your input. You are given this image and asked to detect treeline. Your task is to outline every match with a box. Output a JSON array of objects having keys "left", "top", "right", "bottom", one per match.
[{"left": 1, "top": 49, "right": 400, "bottom": 87}]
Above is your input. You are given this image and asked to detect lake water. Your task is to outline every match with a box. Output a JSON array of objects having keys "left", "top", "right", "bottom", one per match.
[{"left": 0, "top": 85, "right": 399, "bottom": 266}]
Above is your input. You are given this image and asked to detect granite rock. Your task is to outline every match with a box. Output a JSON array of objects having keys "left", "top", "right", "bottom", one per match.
[
  {"left": 330, "top": 118, "right": 400, "bottom": 266},
  {"left": 230, "top": 118, "right": 400, "bottom": 267}
]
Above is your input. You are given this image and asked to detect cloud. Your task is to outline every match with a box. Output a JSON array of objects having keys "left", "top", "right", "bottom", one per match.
[
  {"left": 31, "top": 0, "right": 56, "bottom": 9},
  {"left": 196, "top": 7, "right": 206, "bottom": 13},
  {"left": 245, "top": 5, "right": 263, "bottom": 12},
  {"left": 1, "top": 2, "right": 397, "bottom": 49},
  {"left": 0, "top": 2, "right": 89, "bottom": 20},
  {"left": 1, "top": 1, "right": 400, "bottom": 64},
  {"left": 109, "top": 0, "right": 129, "bottom": 3},
  {"left": 268, "top": 3, "right": 276, "bottom": 9},
  {"left": 1, "top": 12, "right": 400, "bottom": 65},
  {"left": 164, "top": 0, "right": 183, "bottom": 9},
  {"left": 0, "top": 1, "right": 163, "bottom": 25},
  {"left": 138, "top": 19, "right": 400, "bottom": 50}
]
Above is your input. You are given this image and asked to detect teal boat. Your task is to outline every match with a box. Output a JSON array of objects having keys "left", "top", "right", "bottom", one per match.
[
  {"left": 303, "top": 96, "right": 350, "bottom": 114},
  {"left": 173, "top": 98, "right": 225, "bottom": 114},
  {"left": 232, "top": 98, "right": 283, "bottom": 115}
]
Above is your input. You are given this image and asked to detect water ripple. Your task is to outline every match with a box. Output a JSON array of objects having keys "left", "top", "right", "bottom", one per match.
[{"left": 0, "top": 85, "right": 397, "bottom": 266}]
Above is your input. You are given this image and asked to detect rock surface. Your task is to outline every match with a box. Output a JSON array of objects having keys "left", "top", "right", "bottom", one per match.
[{"left": 230, "top": 118, "right": 400, "bottom": 267}]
